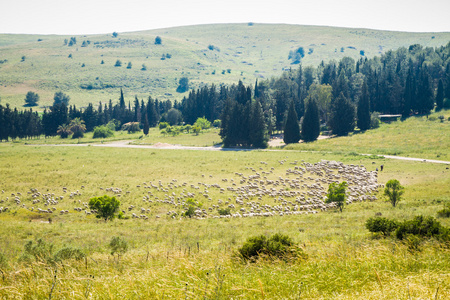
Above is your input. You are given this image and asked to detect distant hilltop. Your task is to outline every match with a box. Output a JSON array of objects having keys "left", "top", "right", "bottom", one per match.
[{"left": 1, "top": 23, "right": 449, "bottom": 108}]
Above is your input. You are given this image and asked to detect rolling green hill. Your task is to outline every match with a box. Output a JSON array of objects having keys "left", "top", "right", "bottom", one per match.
[{"left": 1, "top": 23, "right": 449, "bottom": 109}]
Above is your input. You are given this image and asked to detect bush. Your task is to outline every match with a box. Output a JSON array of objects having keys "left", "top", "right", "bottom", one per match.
[
  {"left": 213, "top": 119, "right": 221, "bottom": 128},
  {"left": 159, "top": 122, "right": 169, "bottom": 130},
  {"left": 93, "top": 125, "right": 114, "bottom": 138},
  {"left": 218, "top": 208, "right": 231, "bottom": 215},
  {"left": 109, "top": 236, "right": 128, "bottom": 259},
  {"left": 370, "top": 112, "right": 380, "bottom": 129},
  {"left": 53, "top": 247, "right": 85, "bottom": 262},
  {"left": 20, "top": 238, "right": 54, "bottom": 263},
  {"left": 237, "top": 233, "right": 306, "bottom": 262},
  {"left": 437, "top": 203, "right": 450, "bottom": 218},
  {"left": 394, "top": 215, "right": 447, "bottom": 240},
  {"left": 365, "top": 217, "right": 399, "bottom": 236},
  {"left": 121, "top": 122, "right": 141, "bottom": 133}
]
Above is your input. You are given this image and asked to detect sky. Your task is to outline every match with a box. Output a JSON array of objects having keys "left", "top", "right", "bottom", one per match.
[{"left": 0, "top": 0, "right": 449, "bottom": 35}]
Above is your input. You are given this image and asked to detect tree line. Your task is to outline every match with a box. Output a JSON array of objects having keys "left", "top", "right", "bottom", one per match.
[{"left": 1, "top": 42, "right": 449, "bottom": 144}]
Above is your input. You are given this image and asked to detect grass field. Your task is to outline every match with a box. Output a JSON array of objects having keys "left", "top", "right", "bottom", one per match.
[
  {"left": 1, "top": 23, "right": 449, "bottom": 109},
  {"left": 0, "top": 114, "right": 449, "bottom": 298}
]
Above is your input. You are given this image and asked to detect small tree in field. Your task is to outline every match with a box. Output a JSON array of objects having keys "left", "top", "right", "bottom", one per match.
[
  {"left": 109, "top": 236, "right": 128, "bottom": 261},
  {"left": 24, "top": 91, "right": 39, "bottom": 107},
  {"left": 384, "top": 179, "right": 404, "bottom": 207},
  {"left": 325, "top": 182, "right": 348, "bottom": 212},
  {"left": 88, "top": 195, "right": 120, "bottom": 221}
]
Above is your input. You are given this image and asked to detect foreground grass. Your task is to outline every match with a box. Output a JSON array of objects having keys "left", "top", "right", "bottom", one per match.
[
  {"left": 286, "top": 111, "right": 450, "bottom": 161},
  {"left": 0, "top": 143, "right": 449, "bottom": 299}
]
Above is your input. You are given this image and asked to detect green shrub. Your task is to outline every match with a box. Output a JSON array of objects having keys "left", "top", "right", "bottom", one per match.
[
  {"left": 20, "top": 238, "right": 54, "bottom": 263},
  {"left": 93, "top": 126, "right": 114, "bottom": 138},
  {"left": 365, "top": 217, "right": 399, "bottom": 236},
  {"left": 237, "top": 233, "right": 306, "bottom": 262},
  {"left": 394, "top": 215, "right": 446, "bottom": 240},
  {"left": 437, "top": 203, "right": 450, "bottom": 218},
  {"left": 53, "top": 247, "right": 85, "bottom": 262},
  {"left": 109, "top": 236, "right": 128, "bottom": 259},
  {"left": 159, "top": 122, "right": 169, "bottom": 130},
  {"left": 122, "top": 122, "right": 141, "bottom": 133},
  {"left": 218, "top": 208, "right": 231, "bottom": 215}
]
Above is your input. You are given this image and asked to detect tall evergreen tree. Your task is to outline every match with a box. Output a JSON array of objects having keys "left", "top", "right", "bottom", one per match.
[
  {"left": 436, "top": 79, "right": 444, "bottom": 111},
  {"left": 283, "top": 100, "right": 301, "bottom": 144},
  {"left": 119, "top": 88, "right": 125, "bottom": 109},
  {"left": 416, "top": 66, "right": 434, "bottom": 114},
  {"left": 301, "top": 97, "right": 320, "bottom": 142},
  {"left": 249, "top": 101, "right": 268, "bottom": 148},
  {"left": 357, "top": 81, "right": 371, "bottom": 131},
  {"left": 329, "top": 92, "right": 355, "bottom": 136},
  {"left": 143, "top": 112, "right": 149, "bottom": 135},
  {"left": 402, "top": 70, "right": 414, "bottom": 117}
]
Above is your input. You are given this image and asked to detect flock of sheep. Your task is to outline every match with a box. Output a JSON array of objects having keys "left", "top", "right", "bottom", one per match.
[{"left": 0, "top": 160, "right": 381, "bottom": 220}]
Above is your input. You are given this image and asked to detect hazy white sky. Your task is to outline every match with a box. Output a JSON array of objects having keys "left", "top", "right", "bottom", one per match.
[{"left": 1, "top": 0, "right": 449, "bottom": 35}]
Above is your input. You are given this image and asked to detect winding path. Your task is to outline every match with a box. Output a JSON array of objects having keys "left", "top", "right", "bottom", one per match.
[{"left": 34, "top": 140, "right": 450, "bottom": 165}]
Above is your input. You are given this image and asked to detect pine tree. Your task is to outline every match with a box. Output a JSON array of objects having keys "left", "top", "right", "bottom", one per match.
[
  {"left": 436, "top": 79, "right": 444, "bottom": 111},
  {"left": 357, "top": 81, "right": 371, "bottom": 131},
  {"left": 283, "top": 100, "right": 301, "bottom": 144},
  {"left": 301, "top": 97, "right": 320, "bottom": 142},
  {"left": 329, "top": 92, "right": 355, "bottom": 136}
]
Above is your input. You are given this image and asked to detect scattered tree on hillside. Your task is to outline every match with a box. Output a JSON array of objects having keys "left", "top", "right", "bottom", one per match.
[
  {"left": 283, "top": 100, "right": 300, "bottom": 144},
  {"left": 114, "top": 60, "right": 122, "bottom": 67},
  {"left": 24, "top": 91, "right": 39, "bottom": 107},
  {"left": 53, "top": 91, "right": 70, "bottom": 106},
  {"left": 126, "top": 62, "right": 132, "bottom": 69},
  {"left": 177, "top": 77, "right": 189, "bottom": 93},
  {"left": 112, "top": 32, "right": 118, "bottom": 38},
  {"left": 155, "top": 36, "right": 162, "bottom": 45},
  {"left": 301, "top": 97, "right": 320, "bottom": 142}
]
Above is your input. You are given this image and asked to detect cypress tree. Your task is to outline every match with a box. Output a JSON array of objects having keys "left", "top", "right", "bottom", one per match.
[
  {"left": 357, "top": 81, "right": 371, "bottom": 131},
  {"left": 417, "top": 66, "right": 434, "bottom": 114},
  {"left": 403, "top": 70, "right": 414, "bottom": 117},
  {"left": 436, "top": 79, "right": 444, "bottom": 111},
  {"left": 329, "top": 92, "right": 355, "bottom": 136},
  {"left": 283, "top": 100, "right": 301, "bottom": 144},
  {"left": 301, "top": 97, "right": 320, "bottom": 142},
  {"left": 249, "top": 101, "right": 268, "bottom": 148},
  {"left": 143, "top": 112, "right": 149, "bottom": 136}
]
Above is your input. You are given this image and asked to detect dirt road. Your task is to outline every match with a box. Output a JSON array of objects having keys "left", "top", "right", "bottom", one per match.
[{"left": 37, "top": 140, "right": 450, "bottom": 165}]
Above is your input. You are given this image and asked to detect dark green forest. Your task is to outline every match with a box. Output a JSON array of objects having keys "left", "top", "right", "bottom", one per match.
[{"left": 1, "top": 42, "right": 450, "bottom": 146}]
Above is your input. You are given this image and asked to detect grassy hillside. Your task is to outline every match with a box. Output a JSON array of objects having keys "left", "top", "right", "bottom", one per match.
[{"left": 1, "top": 23, "right": 449, "bottom": 109}]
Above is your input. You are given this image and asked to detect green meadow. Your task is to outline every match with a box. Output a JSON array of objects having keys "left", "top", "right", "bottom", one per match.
[{"left": 0, "top": 109, "right": 449, "bottom": 299}]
